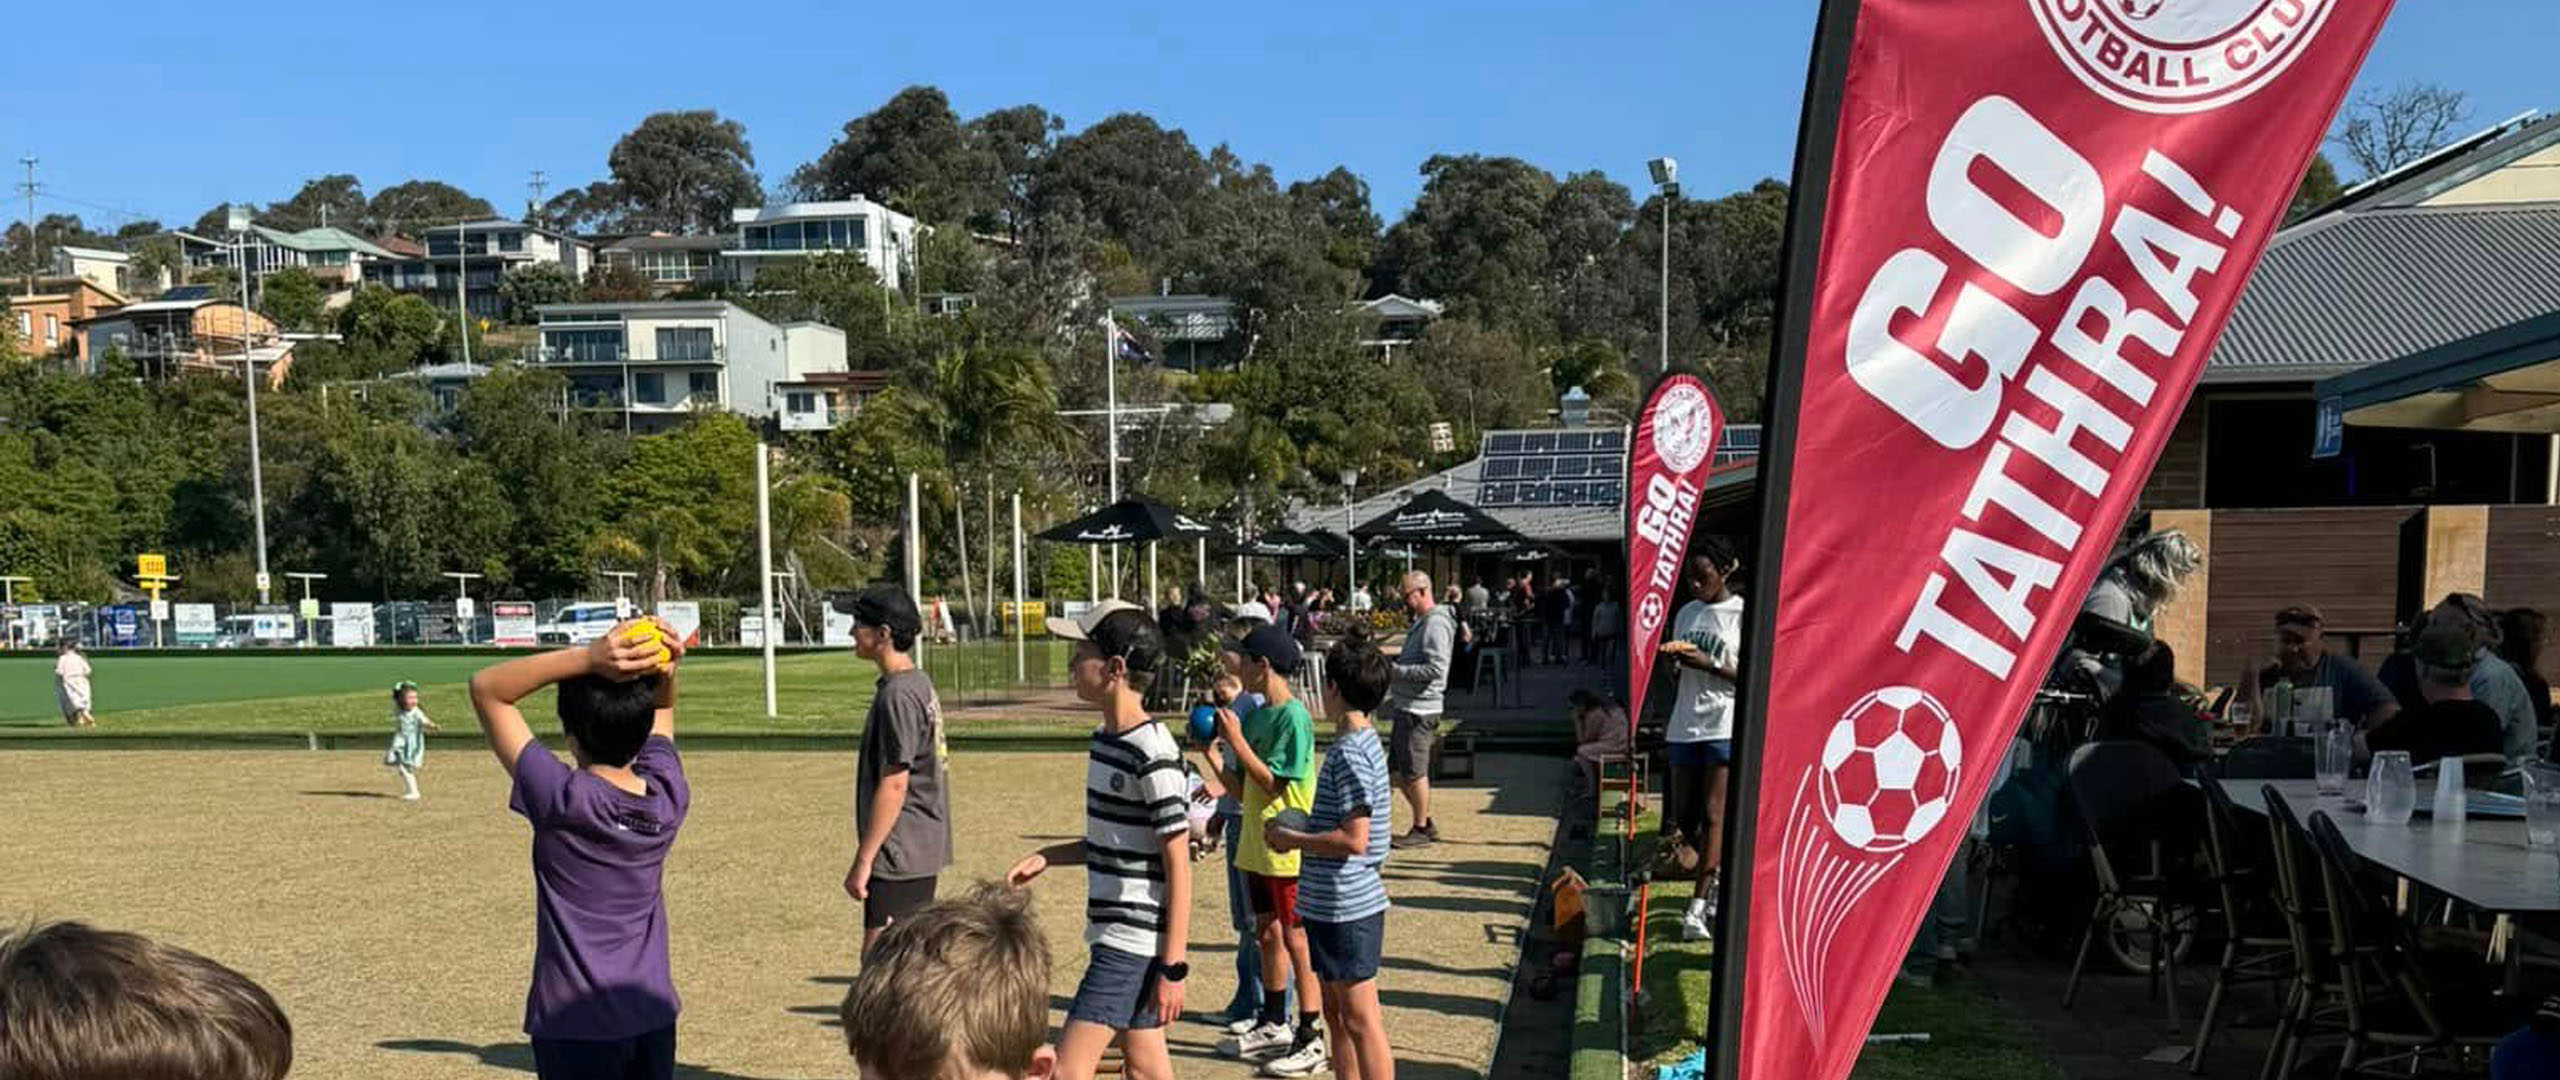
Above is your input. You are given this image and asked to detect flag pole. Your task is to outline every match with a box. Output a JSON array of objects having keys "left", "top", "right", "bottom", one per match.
[{"left": 1706, "top": 0, "right": 1868, "bottom": 1075}]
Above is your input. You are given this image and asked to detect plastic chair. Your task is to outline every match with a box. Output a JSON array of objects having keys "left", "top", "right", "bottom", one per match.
[
  {"left": 2063, "top": 740, "right": 2199, "bottom": 1032},
  {"left": 2188, "top": 779, "right": 2296, "bottom": 1073},
  {"left": 2303, "top": 811, "right": 2513, "bottom": 1076}
]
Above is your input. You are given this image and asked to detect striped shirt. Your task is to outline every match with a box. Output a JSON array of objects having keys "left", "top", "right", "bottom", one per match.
[
  {"left": 1084, "top": 721, "right": 1191, "bottom": 955},
  {"left": 1300, "top": 725, "right": 1392, "bottom": 922}
]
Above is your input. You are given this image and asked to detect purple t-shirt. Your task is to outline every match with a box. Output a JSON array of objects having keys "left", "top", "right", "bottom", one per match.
[{"left": 509, "top": 734, "right": 689, "bottom": 1040}]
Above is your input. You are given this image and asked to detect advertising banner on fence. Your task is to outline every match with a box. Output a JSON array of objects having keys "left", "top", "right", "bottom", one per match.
[
  {"left": 824, "top": 606, "right": 855, "bottom": 647},
  {"left": 492, "top": 602, "right": 539, "bottom": 648},
  {"left": 1714, "top": 3, "right": 2398, "bottom": 1078},
  {"left": 739, "top": 612, "right": 768, "bottom": 649},
  {"left": 175, "top": 604, "right": 218, "bottom": 646},
  {"left": 23, "top": 605, "right": 57, "bottom": 645},
  {"left": 252, "top": 606, "right": 294, "bottom": 644},
  {"left": 332, "top": 603, "right": 374, "bottom": 648},
  {"left": 657, "top": 601, "right": 702, "bottom": 647},
  {"left": 1624, "top": 374, "right": 1725, "bottom": 729}
]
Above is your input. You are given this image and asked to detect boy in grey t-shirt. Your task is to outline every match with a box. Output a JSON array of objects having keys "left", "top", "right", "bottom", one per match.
[{"left": 842, "top": 586, "right": 952, "bottom": 951}]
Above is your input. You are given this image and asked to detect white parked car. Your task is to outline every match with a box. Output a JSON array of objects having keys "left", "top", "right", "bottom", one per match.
[{"left": 537, "top": 603, "right": 623, "bottom": 645}]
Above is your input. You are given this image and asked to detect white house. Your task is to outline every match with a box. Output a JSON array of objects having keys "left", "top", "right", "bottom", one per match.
[
  {"left": 531, "top": 300, "right": 850, "bottom": 432},
  {"left": 726, "top": 199, "right": 920, "bottom": 291}
]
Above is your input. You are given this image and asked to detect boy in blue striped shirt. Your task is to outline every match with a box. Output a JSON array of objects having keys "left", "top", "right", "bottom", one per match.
[{"left": 1266, "top": 629, "right": 1397, "bottom": 1080}]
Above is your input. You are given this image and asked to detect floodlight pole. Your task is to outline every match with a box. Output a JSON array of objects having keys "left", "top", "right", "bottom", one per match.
[
  {"left": 0, "top": 576, "right": 27, "bottom": 605},
  {"left": 1341, "top": 470, "right": 1360, "bottom": 596},
  {"left": 1105, "top": 315, "right": 1121, "bottom": 598},
  {"left": 234, "top": 215, "right": 272, "bottom": 604},
  {"left": 602, "top": 570, "right": 640, "bottom": 615}
]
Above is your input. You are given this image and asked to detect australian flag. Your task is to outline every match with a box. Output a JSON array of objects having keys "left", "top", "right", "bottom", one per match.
[{"left": 1109, "top": 317, "right": 1152, "bottom": 365}]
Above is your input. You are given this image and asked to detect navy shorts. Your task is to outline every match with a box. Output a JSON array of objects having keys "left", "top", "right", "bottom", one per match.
[
  {"left": 530, "top": 1025, "right": 674, "bottom": 1080},
  {"left": 1667, "top": 739, "right": 1732, "bottom": 767},
  {"left": 1066, "top": 944, "right": 1166, "bottom": 1031},
  {"left": 1304, "top": 912, "right": 1385, "bottom": 983}
]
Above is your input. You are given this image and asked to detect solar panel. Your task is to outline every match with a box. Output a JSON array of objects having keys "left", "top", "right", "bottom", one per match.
[
  {"left": 1589, "top": 456, "right": 1624, "bottom": 479},
  {"left": 161, "top": 285, "right": 213, "bottom": 301},
  {"left": 1518, "top": 456, "right": 1553, "bottom": 479},
  {"left": 1551, "top": 482, "right": 1588, "bottom": 504},
  {"left": 1522, "top": 431, "right": 1558, "bottom": 455},
  {"left": 1486, "top": 432, "right": 1526, "bottom": 455},
  {"left": 1521, "top": 483, "right": 1555, "bottom": 506},
  {"left": 1591, "top": 430, "right": 1626, "bottom": 452},
  {"left": 1553, "top": 456, "right": 1591, "bottom": 479},
  {"left": 1484, "top": 458, "right": 1522, "bottom": 480},
  {"left": 1481, "top": 483, "right": 1518, "bottom": 506},
  {"left": 1590, "top": 481, "right": 1624, "bottom": 506},
  {"left": 1557, "top": 431, "right": 1592, "bottom": 453}
]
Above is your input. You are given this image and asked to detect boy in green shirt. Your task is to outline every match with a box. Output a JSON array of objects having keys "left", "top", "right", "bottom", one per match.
[{"left": 1209, "top": 624, "right": 1326, "bottom": 1071}]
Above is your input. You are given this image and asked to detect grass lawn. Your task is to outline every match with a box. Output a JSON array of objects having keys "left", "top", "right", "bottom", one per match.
[
  {"left": 1632, "top": 828, "right": 2062, "bottom": 1080},
  {"left": 0, "top": 641, "right": 1076, "bottom": 738}
]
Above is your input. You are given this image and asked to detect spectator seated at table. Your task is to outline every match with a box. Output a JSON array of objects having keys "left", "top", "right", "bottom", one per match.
[
  {"left": 1567, "top": 689, "right": 1632, "bottom": 807},
  {"left": 2379, "top": 593, "right": 2539, "bottom": 768},
  {"left": 2094, "top": 643, "right": 2211, "bottom": 774},
  {"left": 2241, "top": 604, "right": 2398, "bottom": 731},
  {"left": 2363, "top": 622, "right": 2506, "bottom": 768}
]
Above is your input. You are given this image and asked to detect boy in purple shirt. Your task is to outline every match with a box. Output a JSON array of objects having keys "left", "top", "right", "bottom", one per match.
[{"left": 469, "top": 619, "right": 690, "bottom": 1080}]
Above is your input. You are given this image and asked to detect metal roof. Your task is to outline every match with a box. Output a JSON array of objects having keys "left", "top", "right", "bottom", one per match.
[
  {"left": 605, "top": 234, "right": 728, "bottom": 252},
  {"left": 2204, "top": 203, "right": 2560, "bottom": 384}
]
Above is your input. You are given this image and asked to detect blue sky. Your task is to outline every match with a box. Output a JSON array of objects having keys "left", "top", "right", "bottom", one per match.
[{"left": 4, "top": 0, "right": 2551, "bottom": 232}]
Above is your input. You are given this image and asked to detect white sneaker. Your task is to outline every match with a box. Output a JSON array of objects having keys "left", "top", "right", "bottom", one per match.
[
  {"left": 400, "top": 791, "right": 421, "bottom": 802},
  {"left": 1223, "top": 1014, "right": 1260, "bottom": 1036},
  {"left": 1680, "top": 909, "right": 1713, "bottom": 942},
  {"left": 1218, "top": 1022, "right": 1293, "bottom": 1060},
  {"left": 1259, "top": 1035, "right": 1330, "bottom": 1077}
]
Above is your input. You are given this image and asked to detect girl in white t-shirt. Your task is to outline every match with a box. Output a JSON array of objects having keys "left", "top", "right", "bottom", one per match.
[{"left": 1659, "top": 539, "right": 1744, "bottom": 942}]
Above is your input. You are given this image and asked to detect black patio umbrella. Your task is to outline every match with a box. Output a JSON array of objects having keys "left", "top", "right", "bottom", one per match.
[
  {"left": 1224, "top": 527, "right": 1347, "bottom": 560},
  {"left": 1351, "top": 488, "right": 1530, "bottom": 549},
  {"left": 1036, "top": 495, "right": 1226, "bottom": 546}
]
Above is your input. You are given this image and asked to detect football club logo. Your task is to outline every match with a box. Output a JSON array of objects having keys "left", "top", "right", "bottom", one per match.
[
  {"left": 1651, "top": 382, "right": 1719, "bottom": 475},
  {"left": 2030, "top": 0, "right": 2339, "bottom": 114},
  {"left": 1815, "top": 686, "right": 1962, "bottom": 853}
]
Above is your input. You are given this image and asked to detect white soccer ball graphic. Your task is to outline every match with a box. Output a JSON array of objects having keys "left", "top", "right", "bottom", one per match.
[{"left": 1816, "top": 687, "right": 1962, "bottom": 854}]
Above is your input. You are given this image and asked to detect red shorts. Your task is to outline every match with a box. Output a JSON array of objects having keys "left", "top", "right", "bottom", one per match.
[{"left": 1243, "top": 872, "right": 1301, "bottom": 928}]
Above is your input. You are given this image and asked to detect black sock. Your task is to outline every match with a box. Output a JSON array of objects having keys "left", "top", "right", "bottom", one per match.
[
  {"left": 1261, "top": 989, "right": 1287, "bottom": 1025},
  {"left": 1298, "top": 1011, "right": 1323, "bottom": 1044}
]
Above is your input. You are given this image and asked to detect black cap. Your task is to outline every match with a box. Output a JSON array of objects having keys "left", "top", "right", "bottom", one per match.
[
  {"left": 1086, "top": 606, "right": 1164, "bottom": 675},
  {"left": 833, "top": 585, "right": 922, "bottom": 638},
  {"left": 1239, "top": 623, "right": 1303, "bottom": 676}
]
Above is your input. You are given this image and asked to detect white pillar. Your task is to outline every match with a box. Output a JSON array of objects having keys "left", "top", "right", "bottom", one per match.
[
  {"left": 1012, "top": 492, "right": 1025, "bottom": 682},
  {"left": 1196, "top": 538, "right": 1207, "bottom": 599},
  {"left": 906, "top": 472, "right": 924, "bottom": 664},
  {"left": 1088, "top": 546, "right": 1100, "bottom": 605},
  {"left": 756, "top": 442, "right": 777, "bottom": 719},
  {"left": 1148, "top": 542, "right": 1160, "bottom": 610}
]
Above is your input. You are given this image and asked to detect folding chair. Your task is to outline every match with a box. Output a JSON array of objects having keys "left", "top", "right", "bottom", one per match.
[
  {"left": 2189, "top": 779, "right": 2296, "bottom": 1073},
  {"left": 2063, "top": 740, "right": 2199, "bottom": 1033}
]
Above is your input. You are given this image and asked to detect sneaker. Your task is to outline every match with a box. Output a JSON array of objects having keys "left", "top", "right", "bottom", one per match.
[
  {"left": 1680, "top": 909, "right": 1713, "bottom": 942},
  {"left": 1218, "top": 1022, "right": 1293, "bottom": 1060},
  {"left": 1260, "top": 1036, "right": 1330, "bottom": 1077},
  {"left": 1393, "top": 820, "right": 1441, "bottom": 849},
  {"left": 400, "top": 792, "right": 421, "bottom": 802},
  {"left": 1222, "top": 1013, "right": 1260, "bottom": 1036}
]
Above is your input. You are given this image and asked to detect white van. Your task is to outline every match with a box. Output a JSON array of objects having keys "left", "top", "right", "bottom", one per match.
[{"left": 537, "top": 602, "right": 623, "bottom": 645}]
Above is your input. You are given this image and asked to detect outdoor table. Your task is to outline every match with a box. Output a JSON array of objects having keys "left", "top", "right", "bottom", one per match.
[{"left": 2219, "top": 778, "right": 2559, "bottom": 989}]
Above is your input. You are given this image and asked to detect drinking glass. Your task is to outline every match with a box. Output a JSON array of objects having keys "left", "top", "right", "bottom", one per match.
[
  {"left": 2367, "top": 750, "right": 2416, "bottom": 826},
  {"left": 2315, "top": 720, "right": 2352, "bottom": 795},
  {"left": 2227, "top": 700, "right": 2255, "bottom": 737},
  {"left": 2525, "top": 763, "right": 2560, "bottom": 849}
]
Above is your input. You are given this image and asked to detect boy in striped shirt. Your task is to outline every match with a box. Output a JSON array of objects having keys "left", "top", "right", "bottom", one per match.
[
  {"left": 1009, "top": 602, "right": 1193, "bottom": 1080},
  {"left": 1267, "top": 630, "right": 1397, "bottom": 1080}
]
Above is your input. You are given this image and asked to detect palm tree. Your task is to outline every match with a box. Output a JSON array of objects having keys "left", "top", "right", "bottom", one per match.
[
  {"left": 884, "top": 338, "right": 1070, "bottom": 631},
  {"left": 592, "top": 505, "right": 714, "bottom": 606}
]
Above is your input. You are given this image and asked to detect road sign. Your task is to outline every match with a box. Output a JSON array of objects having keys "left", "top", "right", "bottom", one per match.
[{"left": 138, "top": 554, "right": 167, "bottom": 580}]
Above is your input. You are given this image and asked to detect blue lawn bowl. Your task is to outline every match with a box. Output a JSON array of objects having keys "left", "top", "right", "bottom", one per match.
[{"left": 1188, "top": 704, "right": 1220, "bottom": 745}]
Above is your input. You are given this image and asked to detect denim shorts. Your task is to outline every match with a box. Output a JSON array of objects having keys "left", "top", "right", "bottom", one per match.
[
  {"left": 1066, "top": 944, "right": 1166, "bottom": 1031},
  {"left": 1667, "top": 739, "right": 1733, "bottom": 767},
  {"left": 1304, "top": 912, "right": 1385, "bottom": 984}
]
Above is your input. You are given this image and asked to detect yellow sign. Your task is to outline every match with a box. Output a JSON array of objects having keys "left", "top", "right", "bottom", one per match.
[
  {"left": 1000, "top": 601, "right": 1050, "bottom": 634},
  {"left": 137, "top": 554, "right": 167, "bottom": 580}
]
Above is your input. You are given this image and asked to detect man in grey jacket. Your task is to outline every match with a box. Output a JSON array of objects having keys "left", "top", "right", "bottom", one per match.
[{"left": 1386, "top": 570, "right": 1456, "bottom": 847}]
